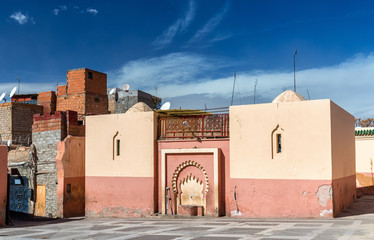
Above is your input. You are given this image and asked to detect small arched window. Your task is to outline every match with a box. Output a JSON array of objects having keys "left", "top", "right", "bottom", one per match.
[
  {"left": 113, "top": 131, "right": 120, "bottom": 160},
  {"left": 271, "top": 125, "right": 285, "bottom": 159}
]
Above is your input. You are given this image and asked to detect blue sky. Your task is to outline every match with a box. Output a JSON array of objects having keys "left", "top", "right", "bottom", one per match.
[{"left": 1, "top": 1, "right": 374, "bottom": 117}]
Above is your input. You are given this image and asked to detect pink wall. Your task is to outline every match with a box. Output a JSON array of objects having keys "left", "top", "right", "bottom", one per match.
[
  {"left": 332, "top": 175, "right": 357, "bottom": 216},
  {"left": 56, "top": 136, "right": 85, "bottom": 218},
  {"left": 85, "top": 176, "right": 154, "bottom": 217},
  {"left": 229, "top": 178, "right": 334, "bottom": 218},
  {"left": 0, "top": 145, "right": 8, "bottom": 225},
  {"left": 157, "top": 139, "right": 230, "bottom": 216}
]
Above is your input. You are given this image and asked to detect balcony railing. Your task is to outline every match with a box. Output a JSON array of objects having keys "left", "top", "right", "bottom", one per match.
[{"left": 159, "top": 114, "right": 229, "bottom": 140}]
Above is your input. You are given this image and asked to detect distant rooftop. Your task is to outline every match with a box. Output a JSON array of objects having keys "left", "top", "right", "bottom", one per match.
[{"left": 272, "top": 90, "right": 306, "bottom": 103}]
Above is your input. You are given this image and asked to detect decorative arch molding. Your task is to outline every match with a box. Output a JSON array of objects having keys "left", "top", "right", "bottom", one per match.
[
  {"left": 171, "top": 160, "right": 209, "bottom": 194},
  {"left": 161, "top": 148, "right": 219, "bottom": 216}
]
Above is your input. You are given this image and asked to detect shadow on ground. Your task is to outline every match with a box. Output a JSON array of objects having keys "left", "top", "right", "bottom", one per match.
[
  {"left": 337, "top": 195, "right": 374, "bottom": 218},
  {"left": 3, "top": 216, "right": 84, "bottom": 228}
]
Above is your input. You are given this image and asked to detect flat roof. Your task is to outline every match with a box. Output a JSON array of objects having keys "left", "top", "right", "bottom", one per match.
[{"left": 156, "top": 109, "right": 212, "bottom": 116}]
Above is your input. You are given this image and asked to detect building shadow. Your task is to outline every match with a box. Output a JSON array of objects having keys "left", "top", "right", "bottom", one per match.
[
  {"left": 336, "top": 194, "right": 374, "bottom": 218},
  {"left": 3, "top": 215, "right": 84, "bottom": 228}
]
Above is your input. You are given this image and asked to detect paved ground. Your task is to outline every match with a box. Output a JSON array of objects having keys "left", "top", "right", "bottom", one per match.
[{"left": 1, "top": 196, "right": 374, "bottom": 240}]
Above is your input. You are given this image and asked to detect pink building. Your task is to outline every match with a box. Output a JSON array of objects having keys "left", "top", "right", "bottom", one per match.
[
  {"left": 0, "top": 145, "right": 8, "bottom": 225},
  {"left": 355, "top": 127, "right": 374, "bottom": 193},
  {"left": 85, "top": 91, "right": 356, "bottom": 218}
]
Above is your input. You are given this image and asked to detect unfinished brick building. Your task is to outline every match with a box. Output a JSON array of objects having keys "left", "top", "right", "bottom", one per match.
[
  {"left": 37, "top": 91, "right": 56, "bottom": 116},
  {"left": 56, "top": 68, "right": 108, "bottom": 122},
  {"left": 32, "top": 111, "right": 84, "bottom": 218},
  {"left": 0, "top": 102, "right": 43, "bottom": 145},
  {"left": 11, "top": 93, "right": 38, "bottom": 104}
]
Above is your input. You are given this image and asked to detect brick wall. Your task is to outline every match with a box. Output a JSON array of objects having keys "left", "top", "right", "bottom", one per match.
[
  {"left": 108, "top": 99, "right": 115, "bottom": 114},
  {"left": 0, "top": 103, "right": 11, "bottom": 143},
  {"left": 56, "top": 68, "right": 108, "bottom": 119},
  {"left": 12, "top": 103, "right": 43, "bottom": 145},
  {"left": 33, "top": 112, "right": 67, "bottom": 138},
  {"left": 32, "top": 110, "right": 82, "bottom": 217},
  {"left": 66, "top": 68, "right": 107, "bottom": 95},
  {"left": 57, "top": 85, "right": 67, "bottom": 95},
  {"left": 33, "top": 129, "right": 62, "bottom": 217},
  {"left": 85, "top": 93, "right": 108, "bottom": 116},
  {"left": 32, "top": 112, "right": 65, "bottom": 218},
  {"left": 0, "top": 103, "right": 43, "bottom": 145},
  {"left": 38, "top": 91, "right": 56, "bottom": 115},
  {"left": 66, "top": 69, "right": 86, "bottom": 94},
  {"left": 84, "top": 70, "right": 107, "bottom": 95},
  {"left": 56, "top": 94, "right": 85, "bottom": 116},
  {"left": 66, "top": 111, "right": 85, "bottom": 136}
]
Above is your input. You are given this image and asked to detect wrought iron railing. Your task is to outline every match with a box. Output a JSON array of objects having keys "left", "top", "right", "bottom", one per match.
[{"left": 159, "top": 114, "right": 229, "bottom": 140}]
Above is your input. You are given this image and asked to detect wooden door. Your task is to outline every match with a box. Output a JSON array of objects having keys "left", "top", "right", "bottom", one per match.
[{"left": 35, "top": 185, "right": 46, "bottom": 216}]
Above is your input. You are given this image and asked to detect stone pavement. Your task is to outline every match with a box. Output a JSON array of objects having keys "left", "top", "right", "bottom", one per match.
[{"left": 0, "top": 196, "right": 374, "bottom": 240}]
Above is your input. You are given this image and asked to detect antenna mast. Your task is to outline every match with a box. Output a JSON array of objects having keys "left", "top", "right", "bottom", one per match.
[
  {"left": 16, "top": 75, "right": 20, "bottom": 94},
  {"left": 254, "top": 79, "right": 258, "bottom": 104},
  {"left": 231, "top": 72, "right": 236, "bottom": 105},
  {"left": 293, "top": 49, "right": 298, "bottom": 92}
]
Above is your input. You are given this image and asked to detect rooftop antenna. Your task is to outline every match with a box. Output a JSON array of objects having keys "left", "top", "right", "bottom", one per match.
[
  {"left": 254, "top": 79, "right": 258, "bottom": 104},
  {"left": 16, "top": 74, "right": 20, "bottom": 94},
  {"left": 231, "top": 72, "right": 236, "bottom": 105},
  {"left": 307, "top": 89, "right": 311, "bottom": 100},
  {"left": 293, "top": 49, "right": 298, "bottom": 92},
  {"left": 123, "top": 83, "right": 130, "bottom": 92},
  {"left": 56, "top": 79, "right": 59, "bottom": 87},
  {"left": 10, "top": 87, "right": 17, "bottom": 99},
  {"left": 0, "top": 92, "right": 6, "bottom": 103},
  {"left": 160, "top": 101, "right": 171, "bottom": 110}
]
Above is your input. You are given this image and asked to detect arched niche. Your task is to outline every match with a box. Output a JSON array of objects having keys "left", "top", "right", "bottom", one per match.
[{"left": 271, "top": 124, "right": 285, "bottom": 159}]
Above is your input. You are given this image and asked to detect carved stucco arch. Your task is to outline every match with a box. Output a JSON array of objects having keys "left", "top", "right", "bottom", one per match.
[{"left": 171, "top": 160, "right": 209, "bottom": 194}]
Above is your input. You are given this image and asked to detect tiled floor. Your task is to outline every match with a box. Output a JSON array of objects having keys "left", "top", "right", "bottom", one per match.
[{"left": 0, "top": 196, "right": 374, "bottom": 240}]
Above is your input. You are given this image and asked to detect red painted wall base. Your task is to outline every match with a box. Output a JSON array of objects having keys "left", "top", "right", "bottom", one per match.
[{"left": 85, "top": 176, "right": 155, "bottom": 217}]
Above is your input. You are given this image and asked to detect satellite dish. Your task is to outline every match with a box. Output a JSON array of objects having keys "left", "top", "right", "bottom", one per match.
[
  {"left": 10, "top": 87, "right": 17, "bottom": 98},
  {"left": 7, "top": 140, "right": 11, "bottom": 147},
  {"left": 160, "top": 102, "right": 171, "bottom": 110},
  {"left": 109, "top": 88, "right": 116, "bottom": 95},
  {"left": 0, "top": 92, "right": 5, "bottom": 102},
  {"left": 123, "top": 84, "right": 130, "bottom": 91}
]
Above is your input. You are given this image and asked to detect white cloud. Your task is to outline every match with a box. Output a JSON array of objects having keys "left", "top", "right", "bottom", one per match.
[
  {"left": 9, "top": 11, "right": 31, "bottom": 24},
  {"left": 86, "top": 8, "right": 98, "bottom": 15},
  {"left": 209, "top": 33, "right": 233, "bottom": 43},
  {"left": 110, "top": 52, "right": 228, "bottom": 89},
  {"left": 110, "top": 52, "right": 374, "bottom": 118},
  {"left": 52, "top": 5, "right": 97, "bottom": 16},
  {"left": 189, "top": 1, "right": 230, "bottom": 43},
  {"left": 52, "top": 5, "right": 68, "bottom": 15},
  {"left": 53, "top": 9, "right": 60, "bottom": 15},
  {"left": 153, "top": 0, "right": 196, "bottom": 49}
]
